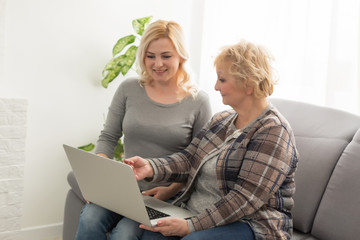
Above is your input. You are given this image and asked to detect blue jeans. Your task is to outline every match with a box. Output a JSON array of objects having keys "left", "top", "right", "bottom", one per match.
[
  {"left": 75, "top": 203, "right": 144, "bottom": 240},
  {"left": 141, "top": 221, "right": 254, "bottom": 240}
]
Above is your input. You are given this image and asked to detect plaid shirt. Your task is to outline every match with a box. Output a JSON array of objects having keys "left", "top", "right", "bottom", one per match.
[{"left": 149, "top": 105, "right": 299, "bottom": 240}]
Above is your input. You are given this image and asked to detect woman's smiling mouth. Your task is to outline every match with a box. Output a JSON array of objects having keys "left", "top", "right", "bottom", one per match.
[{"left": 154, "top": 69, "right": 167, "bottom": 73}]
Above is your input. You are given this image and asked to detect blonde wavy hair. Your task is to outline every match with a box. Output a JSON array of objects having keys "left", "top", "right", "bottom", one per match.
[
  {"left": 214, "top": 39, "right": 278, "bottom": 99},
  {"left": 137, "top": 20, "right": 198, "bottom": 100}
]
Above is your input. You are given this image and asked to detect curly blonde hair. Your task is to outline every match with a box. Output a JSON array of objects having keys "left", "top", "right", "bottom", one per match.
[
  {"left": 137, "top": 20, "right": 198, "bottom": 100},
  {"left": 214, "top": 39, "right": 278, "bottom": 98}
]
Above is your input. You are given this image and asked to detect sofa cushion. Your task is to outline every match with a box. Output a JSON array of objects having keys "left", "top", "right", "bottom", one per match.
[
  {"left": 270, "top": 99, "right": 360, "bottom": 141},
  {"left": 67, "top": 171, "right": 85, "bottom": 202},
  {"left": 292, "top": 231, "right": 318, "bottom": 240},
  {"left": 311, "top": 128, "right": 360, "bottom": 240},
  {"left": 270, "top": 98, "right": 360, "bottom": 234},
  {"left": 63, "top": 189, "right": 85, "bottom": 240},
  {"left": 291, "top": 137, "right": 347, "bottom": 233}
]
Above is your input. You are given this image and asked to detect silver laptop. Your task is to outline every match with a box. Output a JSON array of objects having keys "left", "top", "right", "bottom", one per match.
[{"left": 63, "top": 144, "right": 196, "bottom": 227}]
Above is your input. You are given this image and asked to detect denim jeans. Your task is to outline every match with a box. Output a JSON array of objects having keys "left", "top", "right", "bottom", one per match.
[
  {"left": 141, "top": 221, "right": 254, "bottom": 240},
  {"left": 75, "top": 203, "right": 144, "bottom": 240}
]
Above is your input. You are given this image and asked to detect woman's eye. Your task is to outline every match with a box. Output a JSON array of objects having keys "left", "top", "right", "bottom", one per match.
[
  {"left": 162, "top": 55, "right": 171, "bottom": 59},
  {"left": 146, "top": 55, "right": 155, "bottom": 59},
  {"left": 219, "top": 78, "right": 225, "bottom": 83}
]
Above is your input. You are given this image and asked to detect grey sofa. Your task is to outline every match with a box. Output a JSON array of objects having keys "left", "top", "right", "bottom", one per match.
[{"left": 63, "top": 98, "right": 360, "bottom": 240}]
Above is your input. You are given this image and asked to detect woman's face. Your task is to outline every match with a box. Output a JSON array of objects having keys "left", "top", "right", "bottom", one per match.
[
  {"left": 144, "top": 38, "right": 182, "bottom": 84},
  {"left": 215, "top": 62, "right": 249, "bottom": 108}
]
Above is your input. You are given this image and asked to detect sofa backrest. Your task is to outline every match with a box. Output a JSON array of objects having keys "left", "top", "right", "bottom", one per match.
[
  {"left": 310, "top": 128, "right": 360, "bottom": 240},
  {"left": 270, "top": 98, "right": 360, "bottom": 235}
]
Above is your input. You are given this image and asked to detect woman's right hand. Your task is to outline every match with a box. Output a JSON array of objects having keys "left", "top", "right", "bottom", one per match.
[{"left": 124, "top": 156, "right": 154, "bottom": 181}]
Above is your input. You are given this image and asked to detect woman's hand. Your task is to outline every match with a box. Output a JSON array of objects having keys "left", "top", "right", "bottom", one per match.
[
  {"left": 140, "top": 218, "right": 190, "bottom": 237},
  {"left": 96, "top": 153, "right": 109, "bottom": 158},
  {"left": 124, "top": 156, "right": 154, "bottom": 181},
  {"left": 141, "top": 186, "right": 174, "bottom": 201},
  {"left": 142, "top": 186, "right": 173, "bottom": 201},
  {"left": 143, "top": 182, "right": 185, "bottom": 201}
]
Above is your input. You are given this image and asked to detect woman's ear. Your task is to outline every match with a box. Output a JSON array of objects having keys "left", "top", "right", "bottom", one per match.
[{"left": 245, "top": 84, "right": 254, "bottom": 95}]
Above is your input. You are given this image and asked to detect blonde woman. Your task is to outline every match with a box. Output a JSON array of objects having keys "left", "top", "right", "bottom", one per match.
[
  {"left": 75, "top": 20, "right": 212, "bottom": 240},
  {"left": 126, "top": 40, "right": 298, "bottom": 240}
]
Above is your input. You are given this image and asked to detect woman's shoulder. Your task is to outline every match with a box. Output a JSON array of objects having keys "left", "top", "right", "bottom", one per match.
[
  {"left": 119, "top": 77, "right": 141, "bottom": 88},
  {"left": 111, "top": 77, "right": 143, "bottom": 100},
  {"left": 265, "top": 105, "right": 291, "bottom": 127},
  {"left": 115, "top": 77, "right": 142, "bottom": 93},
  {"left": 259, "top": 105, "right": 295, "bottom": 136},
  {"left": 196, "top": 90, "right": 209, "bottom": 98},
  {"left": 190, "top": 90, "right": 210, "bottom": 104},
  {"left": 210, "top": 109, "right": 236, "bottom": 125}
]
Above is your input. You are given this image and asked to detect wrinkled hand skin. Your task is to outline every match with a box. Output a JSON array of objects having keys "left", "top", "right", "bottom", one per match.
[{"left": 140, "top": 217, "right": 190, "bottom": 237}]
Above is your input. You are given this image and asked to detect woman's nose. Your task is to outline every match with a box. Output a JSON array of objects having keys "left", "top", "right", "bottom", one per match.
[
  {"left": 214, "top": 81, "right": 220, "bottom": 91},
  {"left": 154, "top": 58, "right": 163, "bottom": 67}
]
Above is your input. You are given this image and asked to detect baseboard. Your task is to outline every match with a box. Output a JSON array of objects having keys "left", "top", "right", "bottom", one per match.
[{"left": 20, "top": 223, "right": 62, "bottom": 240}]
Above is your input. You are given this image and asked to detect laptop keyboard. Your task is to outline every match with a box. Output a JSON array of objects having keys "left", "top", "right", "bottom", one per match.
[{"left": 146, "top": 206, "right": 170, "bottom": 220}]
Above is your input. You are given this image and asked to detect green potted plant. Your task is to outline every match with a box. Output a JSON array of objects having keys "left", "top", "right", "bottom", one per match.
[
  {"left": 79, "top": 16, "right": 153, "bottom": 161},
  {"left": 101, "top": 16, "right": 152, "bottom": 88}
]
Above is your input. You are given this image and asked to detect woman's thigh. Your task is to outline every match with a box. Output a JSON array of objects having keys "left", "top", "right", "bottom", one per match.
[
  {"left": 141, "top": 230, "right": 181, "bottom": 240},
  {"left": 182, "top": 221, "right": 254, "bottom": 240},
  {"left": 141, "top": 221, "right": 254, "bottom": 240},
  {"left": 75, "top": 203, "right": 123, "bottom": 240}
]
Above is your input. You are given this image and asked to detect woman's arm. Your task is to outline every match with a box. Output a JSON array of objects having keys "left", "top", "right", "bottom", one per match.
[
  {"left": 143, "top": 111, "right": 233, "bottom": 183},
  {"left": 95, "top": 83, "right": 126, "bottom": 158}
]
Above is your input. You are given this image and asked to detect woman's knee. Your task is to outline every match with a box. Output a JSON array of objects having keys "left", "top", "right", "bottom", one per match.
[
  {"left": 79, "top": 203, "right": 121, "bottom": 229},
  {"left": 110, "top": 217, "right": 143, "bottom": 240}
]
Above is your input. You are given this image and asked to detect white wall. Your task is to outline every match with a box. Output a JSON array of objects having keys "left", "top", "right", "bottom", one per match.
[
  {"left": 0, "top": 0, "right": 5, "bottom": 79},
  {"left": 198, "top": 0, "right": 360, "bottom": 115},
  {"left": 0, "top": 99, "right": 27, "bottom": 240},
  {"left": 1, "top": 0, "right": 202, "bottom": 238}
]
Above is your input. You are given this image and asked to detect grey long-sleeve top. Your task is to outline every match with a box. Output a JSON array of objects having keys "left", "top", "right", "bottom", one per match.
[{"left": 96, "top": 77, "right": 212, "bottom": 190}]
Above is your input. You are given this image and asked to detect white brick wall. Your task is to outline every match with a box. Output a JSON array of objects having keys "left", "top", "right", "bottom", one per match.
[{"left": 0, "top": 99, "right": 27, "bottom": 240}]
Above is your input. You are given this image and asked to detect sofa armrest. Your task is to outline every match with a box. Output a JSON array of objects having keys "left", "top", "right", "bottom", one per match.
[{"left": 67, "top": 171, "right": 85, "bottom": 202}]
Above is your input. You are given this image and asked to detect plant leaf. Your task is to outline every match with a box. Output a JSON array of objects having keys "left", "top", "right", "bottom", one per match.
[
  {"left": 112, "top": 35, "right": 136, "bottom": 57},
  {"left": 102, "top": 55, "right": 126, "bottom": 76},
  {"left": 101, "top": 55, "right": 127, "bottom": 88},
  {"left": 120, "top": 46, "right": 138, "bottom": 75},
  {"left": 101, "top": 16, "right": 151, "bottom": 88},
  {"left": 113, "top": 138, "right": 124, "bottom": 161},
  {"left": 101, "top": 65, "right": 122, "bottom": 88},
  {"left": 132, "top": 16, "right": 152, "bottom": 36},
  {"left": 102, "top": 58, "right": 117, "bottom": 77},
  {"left": 78, "top": 143, "right": 95, "bottom": 151}
]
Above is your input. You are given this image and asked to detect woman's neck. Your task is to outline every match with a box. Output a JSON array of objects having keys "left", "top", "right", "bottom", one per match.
[
  {"left": 145, "top": 79, "right": 183, "bottom": 104},
  {"left": 234, "top": 98, "right": 269, "bottom": 129}
]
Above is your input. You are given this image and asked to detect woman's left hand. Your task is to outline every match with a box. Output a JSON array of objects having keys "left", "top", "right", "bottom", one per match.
[
  {"left": 140, "top": 217, "right": 190, "bottom": 237},
  {"left": 142, "top": 186, "right": 175, "bottom": 201}
]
